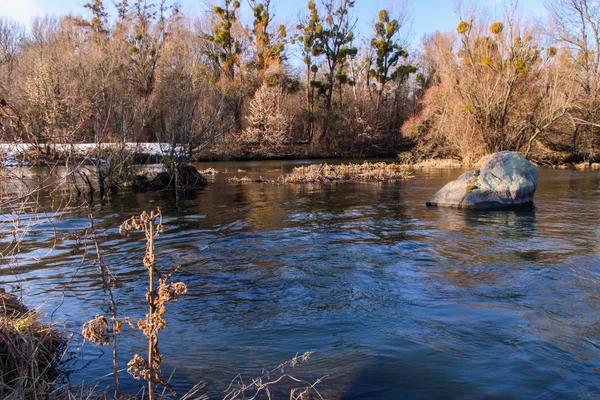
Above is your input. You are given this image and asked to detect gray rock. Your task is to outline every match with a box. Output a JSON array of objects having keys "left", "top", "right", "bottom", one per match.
[{"left": 426, "top": 151, "right": 538, "bottom": 210}]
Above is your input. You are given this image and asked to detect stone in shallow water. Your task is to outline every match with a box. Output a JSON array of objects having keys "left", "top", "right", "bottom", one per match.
[{"left": 426, "top": 151, "right": 538, "bottom": 210}]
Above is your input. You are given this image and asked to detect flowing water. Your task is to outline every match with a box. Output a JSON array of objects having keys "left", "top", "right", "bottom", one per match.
[{"left": 1, "top": 160, "right": 600, "bottom": 399}]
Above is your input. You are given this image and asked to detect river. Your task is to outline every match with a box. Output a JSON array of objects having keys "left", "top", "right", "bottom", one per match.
[{"left": 1, "top": 160, "right": 599, "bottom": 399}]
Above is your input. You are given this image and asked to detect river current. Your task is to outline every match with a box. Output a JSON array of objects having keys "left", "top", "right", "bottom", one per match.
[{"left": 1, "top": 160, "right": 599, "bottom": 399}]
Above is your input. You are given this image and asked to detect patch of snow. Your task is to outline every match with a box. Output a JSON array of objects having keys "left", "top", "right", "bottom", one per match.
[{"left": 0, "top": 142, "right": 184, "bottom": 167}]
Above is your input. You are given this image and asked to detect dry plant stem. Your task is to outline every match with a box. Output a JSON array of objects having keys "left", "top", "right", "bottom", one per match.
[
  {"left": 119, "top": 208, "right": 187, "bottom": 397},
  {"left": 224, "top": 352, "right": 326, "bottom": 400},
  {"left": 83, "top": 209, "right": 187, "bottom": 397},
  {"left": 147, "top": 215, "right": 156, "bottom": 400},
  {"left": 88, "top": 214, "right": 120, "bottom": 398}
]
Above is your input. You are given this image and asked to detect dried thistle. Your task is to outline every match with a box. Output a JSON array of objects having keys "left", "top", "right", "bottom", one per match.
[
  {"left": 84, "top": 209, "right": 188, "bottom": 399},
  {"left": 82, "top": 315, "right": 110, "bottom": 346},
  {"left": 127, "top": 354, "right": 148, "bottom": 381},
  {"left": 157, "top": 278, "right": 188, "bottom": 305},
  {"left": 119, "top": 208, "right": 186, "bottom": 398}
]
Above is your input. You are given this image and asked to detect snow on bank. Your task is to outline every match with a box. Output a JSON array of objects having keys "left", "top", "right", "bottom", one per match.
[{"left": 0, "top": 143, "right": 183, "bottom": 167}]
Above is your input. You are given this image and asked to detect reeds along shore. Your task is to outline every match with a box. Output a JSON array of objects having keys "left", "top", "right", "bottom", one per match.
[{"left": 0, "top": 289, "right": 66, "bottom": 400}]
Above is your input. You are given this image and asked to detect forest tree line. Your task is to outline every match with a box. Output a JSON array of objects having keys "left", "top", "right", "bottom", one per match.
[{"left": 0, "top": 0, "right": 599, "bottom": 164}]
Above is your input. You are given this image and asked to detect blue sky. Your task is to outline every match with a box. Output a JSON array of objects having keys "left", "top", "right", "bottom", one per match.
[{"left": 0, "top": 0, "right": 547, "bottom": 48}]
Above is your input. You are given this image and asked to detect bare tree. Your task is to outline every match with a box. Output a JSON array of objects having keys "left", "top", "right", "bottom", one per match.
[{"left": 546, "top": 0, "right": 600, "bottom": 159}]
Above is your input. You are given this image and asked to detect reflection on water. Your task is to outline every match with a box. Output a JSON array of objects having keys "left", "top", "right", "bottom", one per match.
[{"left": 1, "top": 162, "right": 600, "bottom": 399}]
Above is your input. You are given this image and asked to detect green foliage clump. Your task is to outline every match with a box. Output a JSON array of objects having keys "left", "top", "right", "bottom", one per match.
[
  {"left": 317, "top": 0, "right": 357, "bottom": 110},
  {"left": 489, "top": 22, "right": 504, "bottom": 35},
  {"left": 369, "top": 9, "right": 412, "bottom": 87},
  {"left": 466, "top": 172, "right": 480, "bottom": 193},
  {"left": 249, "top": 0, "right": 287, "bottom": 77},
  {"left": 84, "top": 0, "right": 108, "bottom": 33},
  {"left": 205, "top": 0, "right": 242, "bottom": 81},
  {"left": 457, "top": 21, "right": 471, "bottom": 34},
  {"left": 295, "top": 0, "right": 324, "bottom": 131}
]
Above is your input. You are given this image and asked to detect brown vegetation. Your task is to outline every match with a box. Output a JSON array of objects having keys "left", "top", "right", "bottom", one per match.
[
  {"left": 223, "top": 162, "right": 412, "bottom": 184},
  {"left": 405, "top": 1, "right": 599, "bottom": 163},
  {"left": 0, "top": 0, "right": 598, "bottom": 169},
  {"left": 278, "top": 162, "right": 411, "bottom": 184},
  {"left": 227, "top": 176, "right": 254, "bottom": 184},
  {"left": 0, "top": 0, "right": 416, "bottom": 168},
  {"left": 77, "top": 209, "right": 324, "bottom": 399},
  {"left": 0, "top": 290, "right": 67, "bottom": 400}
]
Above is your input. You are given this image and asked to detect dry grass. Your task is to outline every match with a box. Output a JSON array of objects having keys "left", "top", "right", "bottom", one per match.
[
  {"left": 278, "top": 162, "right": 411, "bottom": 184},
  {"left": 574, "top": 162, "right": 600, "bottom": 170},
  {"left": 227, "top": 176, "right": 254, "bottom": 184},
  {"left": 224, "top": 352, "right": 325, "bottom": 400},
  {"left": 199, "top": 168, "right": 219, "bottom": 175},
  {"left": 409, "top": 158, "right": 464, "bottom": 168},
  {"left": 51, "top": 383, "right": 207, "bottom": 400},
  {"left": 0, "top": 290, "right": 67, "bottom": 400}
]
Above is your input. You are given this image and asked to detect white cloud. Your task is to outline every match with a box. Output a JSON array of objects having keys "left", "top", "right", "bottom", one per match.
[{"left": 0, "top": 0, "right": 43, "bottom": 25}]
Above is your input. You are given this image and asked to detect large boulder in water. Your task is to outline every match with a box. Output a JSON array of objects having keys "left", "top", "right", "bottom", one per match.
[{"left": 426, "top": 151, "right": 538, "bottom": 210}]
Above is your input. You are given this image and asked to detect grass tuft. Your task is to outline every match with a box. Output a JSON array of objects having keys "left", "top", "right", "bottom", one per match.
[
  {"left": 279, "top": 162, "right": 411, "bottom": 184},
  {"left": 0, "top": 290, "right": 67, "bottom": 400}
]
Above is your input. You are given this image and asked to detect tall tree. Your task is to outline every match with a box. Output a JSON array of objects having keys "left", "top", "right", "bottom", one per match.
[
  {"left": 369, "top": 9, "right": 412, "bottom": 123},
  {"left": 318, "top": 0, "right": 357, "bottom": 111},
  {"left": 205, "top": 0, "right": 242, "bottom": 81},
  {"left": 204, "top": 0, "right": 245, "bottom": 130},
  {"left": 547, "top": 0, "right": 600, "bottom": 158},
  {"left": 0, "top": 17, "right": 24, "bottom": 76},
  {"left": 248, "top": 0, "right": 287, "bottom": 83},
  {"left": 84, "top": 0, "right": 109, "bottom": 34},
  {"left": 296, "top": 0, "right": 323, "bottom": 141}
]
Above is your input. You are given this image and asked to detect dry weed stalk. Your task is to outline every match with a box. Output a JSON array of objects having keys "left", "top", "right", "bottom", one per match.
[
  {"left": 86, "top": 214, "right": 122, "bottom": 397},
  {"left": 119, "top": 209, "right": 187, "bottom": 399},
  {"left": 82, "top": 208, "right": 187, "bottom": 400},
  {"left": 224, "top": 352, "right": 326, "bottom": 400}
]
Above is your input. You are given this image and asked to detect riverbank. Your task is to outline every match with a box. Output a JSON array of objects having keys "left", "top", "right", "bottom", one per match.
[
  {"left": 0, "top": 142, "right": 403, "bottom": 168},
  {"left": 0, "top": 143, "right": 184, "bottom": 168},
  {"left": 2, "top": 142, "right": 599, "bottom": 171},
  {"left": 0, "top": 289, "right": 67, "bottom": 399}
]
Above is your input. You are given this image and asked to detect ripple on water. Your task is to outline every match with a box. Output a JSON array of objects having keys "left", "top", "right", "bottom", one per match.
[{"left": 1, "top": 166, "right": 600, "bottom": 398}]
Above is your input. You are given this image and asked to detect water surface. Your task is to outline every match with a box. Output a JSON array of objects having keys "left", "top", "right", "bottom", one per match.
[{"left": 1, "top": 161, "right": 599, "bottom": 399}]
